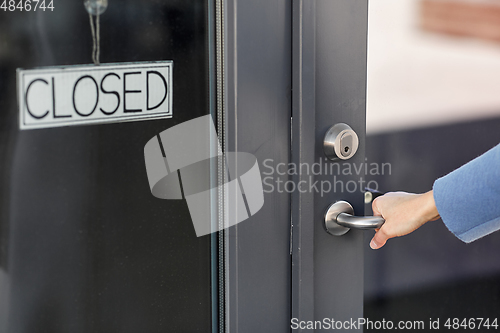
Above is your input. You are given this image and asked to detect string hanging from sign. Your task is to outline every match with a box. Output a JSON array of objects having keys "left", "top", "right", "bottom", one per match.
[{"left": 84, "top": 0, "right": 108, "bottom": 65}]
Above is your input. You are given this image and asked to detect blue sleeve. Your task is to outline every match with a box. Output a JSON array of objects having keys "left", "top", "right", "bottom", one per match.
[{"left": 433, "top": 143, "right": 500, "bottom": 243}]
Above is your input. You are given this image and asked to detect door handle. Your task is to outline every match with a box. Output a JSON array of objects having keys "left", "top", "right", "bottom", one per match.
[{"left": 324, "top": 201, "right": 385, "bottom": 236}]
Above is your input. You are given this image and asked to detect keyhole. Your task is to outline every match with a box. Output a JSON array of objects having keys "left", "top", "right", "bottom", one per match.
[{"left": 344, "top": 146, "right": 350, "bottom": 154}]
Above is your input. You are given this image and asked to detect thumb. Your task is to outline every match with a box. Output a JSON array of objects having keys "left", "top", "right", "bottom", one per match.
[{"left": 370, "top": 228, "right": 389, "bottom": 250}]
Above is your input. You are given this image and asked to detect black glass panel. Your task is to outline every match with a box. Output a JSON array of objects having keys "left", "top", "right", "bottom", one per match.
[{"left": 0, "top": 1, "right": 213, "bottom": 332}]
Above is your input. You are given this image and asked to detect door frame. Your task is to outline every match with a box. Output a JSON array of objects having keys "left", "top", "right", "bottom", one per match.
[
  {"left": 291, "top": 1, "right": 368, "bottom": 331},
  {"left": 220, "top": 0, "right": 368, "bottom": 331},
  {"left": 221, "top": 0, "right": 293, "bottom": 332}
]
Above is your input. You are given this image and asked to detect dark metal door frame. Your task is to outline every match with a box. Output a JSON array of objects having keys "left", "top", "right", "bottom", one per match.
[
  {"left": 291, "top": 0, "right": 368, "bottom": 331},
  {"left": 219, "top": 0, "right": 368, "bottom": 331},
  {"left": 222, "top": 0, "right": 292, "bottom": 332}
]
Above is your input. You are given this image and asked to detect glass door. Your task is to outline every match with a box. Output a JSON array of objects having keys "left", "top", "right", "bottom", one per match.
[
  {"left": 0, "top": 1, "right": 218, "bottom": 332},
  {"left": 1, "top": 0, "right": 373, "bottom": 332}
]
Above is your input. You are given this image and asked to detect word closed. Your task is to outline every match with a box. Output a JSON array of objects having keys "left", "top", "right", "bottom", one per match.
[{"left": 17, "top": 61, "right": 173, "bottom": 130}]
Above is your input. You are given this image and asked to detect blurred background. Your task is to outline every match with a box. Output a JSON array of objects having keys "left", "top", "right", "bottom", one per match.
[
  {"left": 367, "top": 0, "right": 500, "bottom": 134},
  {"left": 365, "top": 0, "right": 500, "bottom": 330}
]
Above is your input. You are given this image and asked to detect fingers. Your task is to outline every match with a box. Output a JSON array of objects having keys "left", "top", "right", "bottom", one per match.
[
  {"left": 371, "top": 197, "right": 386, "bottom": 249},
  {"left": 369, "top": 191, "right": 430, "bottom": 249},
  {"left": 370, "top": 228, "right": 389, "bottom": 250}
]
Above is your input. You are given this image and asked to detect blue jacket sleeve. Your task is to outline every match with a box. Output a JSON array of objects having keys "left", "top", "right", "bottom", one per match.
[{"left": 433, "top": 143, "right": 500, "bottom": 243}]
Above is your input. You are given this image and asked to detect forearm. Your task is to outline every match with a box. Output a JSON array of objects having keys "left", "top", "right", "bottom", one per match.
[
  {"left": 370, "top": 143, "right": 500, "bottom": 249},
  {"left": 433, "top": 143, "right": 500, "bottom": 243},
  {"left": 420, "top": 190, "right": 440, "bottom": 223}
]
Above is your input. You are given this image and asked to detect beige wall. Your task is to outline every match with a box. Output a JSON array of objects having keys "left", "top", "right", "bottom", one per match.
[{"left": 367, "top": 0, "right": 500, "bottom": 134}]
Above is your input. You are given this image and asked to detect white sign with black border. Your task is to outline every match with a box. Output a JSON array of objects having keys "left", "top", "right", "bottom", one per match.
[{"left": 17, "top": 61, "right": 173, "bottom": 130}]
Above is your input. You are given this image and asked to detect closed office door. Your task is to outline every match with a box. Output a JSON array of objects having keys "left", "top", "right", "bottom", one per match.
[
  {"left": 224, "top": 0, "right": 369, "bottom": 331},
  {"left": 0, "top": 0, "right": 369, "bottom": 332}
]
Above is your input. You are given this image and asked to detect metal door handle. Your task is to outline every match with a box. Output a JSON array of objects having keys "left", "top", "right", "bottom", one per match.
[{"left": 324, "top": 200, "right": 385, "bottom": 236}]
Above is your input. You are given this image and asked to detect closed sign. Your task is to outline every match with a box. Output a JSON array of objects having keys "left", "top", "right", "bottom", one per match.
[{"left": 17, "top": 61, "right": 173, "bottom": 130}]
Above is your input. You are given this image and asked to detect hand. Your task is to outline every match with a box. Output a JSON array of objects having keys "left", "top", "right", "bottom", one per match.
[{"left": 370, "top": 190, "right": 440, "bottom": 249}]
